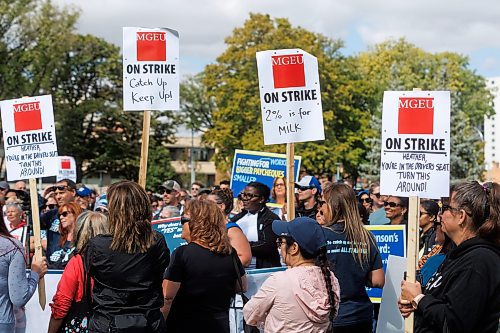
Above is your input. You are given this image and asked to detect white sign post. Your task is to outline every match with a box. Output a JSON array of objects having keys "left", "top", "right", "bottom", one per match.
[
  {"left": 56, "top": 156, "right": 77, "bottom": 182},
  {"left": 123, "top": 27, "right": 180, "bottom": 188},
  {"left": 256, "top": 49, "right": 325, "bottom": 219},
  {"left": 380, "top": 90, "right": 450, "bottom": 333},
  {"left": 0, "top": 94, "right": 59, "bottom": 310},
  {"left": 380, "top": 91, "right": 450, "bottom": 199},
  {"left": 256, "top": 49, "right": 324, "bottom": 145}
]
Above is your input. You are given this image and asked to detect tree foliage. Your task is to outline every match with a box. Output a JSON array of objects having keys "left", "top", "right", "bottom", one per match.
[{"left": 202, "top": 13, "right": 377, "bottom": 178}]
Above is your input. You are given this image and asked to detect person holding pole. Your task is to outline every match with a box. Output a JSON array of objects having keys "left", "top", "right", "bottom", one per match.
[
  {"left": 320, "top": 183, "right": 385, "bottom": 333},
  {"left": 0, "top": 219, "right": 47, "bottom": 332},
  {"left": 400, "top": 181, "right": 500, "bottom": 333}
]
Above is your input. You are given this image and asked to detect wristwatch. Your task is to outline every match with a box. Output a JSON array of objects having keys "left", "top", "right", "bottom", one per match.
[{"left": 411, "top": 294, "right": 425, "bottom": 309}]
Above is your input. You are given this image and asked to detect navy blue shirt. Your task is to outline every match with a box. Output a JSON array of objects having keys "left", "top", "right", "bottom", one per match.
[
  {"left": 40, "top": 208, "right": 62, "bottom": 263},
  {"left": 324, "top": 223, "right": 383, "bottom": 326}
]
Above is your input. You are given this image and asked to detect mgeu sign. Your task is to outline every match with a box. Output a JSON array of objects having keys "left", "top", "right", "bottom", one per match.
[
  {"left": 256, "top": 49, "right": 325, "bottom": 145},
  {"left": 0, "top": 95, "right": 58, "bottom": 181},
  {"left": 380, "top": 91, "right": 450, "bottom": 199},
  {"left": 123, "top": 27, "right": 179, "bottom": 111}
]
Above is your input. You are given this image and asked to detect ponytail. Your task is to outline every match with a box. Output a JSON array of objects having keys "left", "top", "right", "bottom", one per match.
[
  {"left": 478, "top": 182, "right": 500, "bottom": 245},
  {"left": 317, "top": 246, "right": 337, "bottom": 324}
]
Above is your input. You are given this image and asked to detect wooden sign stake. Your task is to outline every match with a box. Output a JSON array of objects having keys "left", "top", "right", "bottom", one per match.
[
  {"left": 29, "top": 178, "right": 45, "bottom": 310},
  {"left": 138, "top": 110, "right": 151, "bottom": 188},
  {"left": 286, "top": 143, "right": 295, "bottom": 221}
]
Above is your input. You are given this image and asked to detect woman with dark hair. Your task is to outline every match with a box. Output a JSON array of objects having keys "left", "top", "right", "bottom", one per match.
[
  {"left": 86, "top": 181, "right": 170, "bottom": 332},
  {"left": 244, "top": 217, "right": 340, "bottom": 332},
  {"left": 400, "top": 181, "right": 500, "bottom": 333},
  {"left": 230, "top": 181, "right": 281, "bottom": 268},
  {"left": 419, "top": 200, "right": 438, "bottom": 256},
  {"left": 321, "top": 183, "right": 384, "bottom": 332},
  {"left": 207, "top": 188, "right": 251, "bottom": 267},
  {"left": 384, "top": 196, "right": 409, "bottom": 225},
  {"left": 357, "top": 190, "right": 373, "bottom": 214},
  {"left": 49, "top": 202, "right": 82, "bottom": 269},
  {"left": 162, "top": 200, "right": 246, "bottom": 333},
  {"left": 0, "top": 218, "right": 47, "bottom": 332}
]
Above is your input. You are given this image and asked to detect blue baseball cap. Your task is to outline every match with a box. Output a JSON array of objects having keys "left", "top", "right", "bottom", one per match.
[
  {"left": 76, "top": 186, "right": 92, "bottom": 197},
  {"left": 272, "top": 216, "right": 327, "bottom": 256},
  {"left": 295, "top": 175, "right": 322, "bottom": 194}
]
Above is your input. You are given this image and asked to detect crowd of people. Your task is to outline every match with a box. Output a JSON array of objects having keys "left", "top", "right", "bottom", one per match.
[{"left": 0, "top": 174, "right": 498, "bottom": 332}]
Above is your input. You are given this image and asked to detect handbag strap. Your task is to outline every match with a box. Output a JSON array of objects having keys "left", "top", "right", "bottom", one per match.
[
  {"left": 232, "top": 250, "right": 244, "bottom": 295},
  {"left": 82, "top": 254, "right": 92, "bottom": 306}
]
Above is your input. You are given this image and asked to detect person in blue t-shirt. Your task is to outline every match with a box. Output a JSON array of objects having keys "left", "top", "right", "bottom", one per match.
[{"left": 320, "top": 182, "right": 385, "bottom": 333}]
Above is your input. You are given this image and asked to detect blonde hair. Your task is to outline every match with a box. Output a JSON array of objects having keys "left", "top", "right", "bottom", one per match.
[
  {"left": 75, "top": 211, "right": 109, "bottom": 253},
  {"left": 323, "top": 183, "right": 375, "bottom": 267},
  {"left": 185, "top": 200, "right": 232, "bottom": 255},
  {"left": 107, "top": 181, "right": 155, "bottom": 254}
]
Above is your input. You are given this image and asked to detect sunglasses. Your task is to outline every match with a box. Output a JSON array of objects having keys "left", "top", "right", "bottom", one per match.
[
  {"left": 160, "top": 189, "right": 174, "bottom": 194},
  {"left": 296, "top": 186, "right": 315, "bottom": 191},
  {"left": 44, "top": 204, "right": 57, "bottom": 210},
  {"left": 383, "top": 201, "right": 401, "bottom": 208},
  {"left": 371, "top": 192, "right": 381, "bottom": 198},
  {"left": 361, "top": 198, "right": 372, "bottom": 204},
  {"left": 59, "top": 211, "right": 73, "bottom": 218},
  {"left": 95, "top": 207, "right": 108, "bottom": 214},
  {"left": 191, "top": 187, "right": 200, "bottom": 191},
  {"left": 54, "top": 185, "right": 70, "bottom": 192},
  {"left": 238, "top": 192, "right": 261, "bottom": 200},
  {"left": 181, "top": 216, "right": 191, "bottom": 225},
  {"left": 317, "top": 199, "right": 326, "bottom": 207}
]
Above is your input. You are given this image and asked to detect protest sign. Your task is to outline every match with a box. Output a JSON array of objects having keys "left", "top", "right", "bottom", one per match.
[
  {"left": 123, "top": 27, "right": 179, "bottom": 111},
  {"left": 56, "top": 156, "right": 77, "bottom": 182},
  {"left": 0, "top": 95, "right": 58, "bottom": 181},
  {"left": 380, "top": 91, "right": 450, "bottom": 199},
  {"left": 152, "top": 217, "right": 187, "bottom": 252},
  {"left": 365, "top": 225, "right": 406, "bottom": 303},
  {"left": 230, "top": 149, "right": 301, "bottom": 200},
  {"left": 256, "top": 49, "right": 324, "bottom": 145}
]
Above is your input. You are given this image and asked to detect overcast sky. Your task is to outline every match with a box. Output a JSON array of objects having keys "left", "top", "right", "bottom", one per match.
[{"left": 54, "top": 0, "right": 500, "bottom": 80}]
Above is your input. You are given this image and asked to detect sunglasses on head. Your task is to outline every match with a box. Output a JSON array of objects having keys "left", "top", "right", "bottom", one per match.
[
  {"left": 383, "top": 201, "right": 401, "bottom": 208},
  {"left": 59, "top": 211, "right": 72, "bottom": 218},
  {"left": 238, "top": 192, "right": 261, "bottom": 200}
]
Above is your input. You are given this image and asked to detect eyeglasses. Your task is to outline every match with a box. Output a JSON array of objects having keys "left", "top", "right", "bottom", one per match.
[
  {"left": 439, "top": 204, "right": 460, "bottom": 215},
  {"left": 191, "top": 187, "right": 200, "bottom": 191},
  {"left": 361, "top": 198, "right": 372, "bottom": 204},
  {"left": 383, "top": 201, "right": 401, "bottom": 208},
  {"left": 44, "top": 204, "right": 56, "bottom": 210},
  {"left": 371, "top": 192, "right": 381, "bottom": 198},
  {"left": 181, "top": 216, "right": 191, "bottom": 225},
  {"left": 420, "top": 211, "right": 429, "bottom": 216},
  {"left": 238, "top": 192, "right": 261, "bottom": 201},
  {"left": 59, "top": 211, "right": 72, "bottom": 218},
  {"left": 274, "top": 183, "right": 285, "bottom": 188}
]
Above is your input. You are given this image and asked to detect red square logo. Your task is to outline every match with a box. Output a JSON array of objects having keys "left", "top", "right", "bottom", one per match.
[
  {"left": 136, "top": 32, "right": 166, "bottom": 61},
  {"left": 61, "top": 159, "right": 71, "bottom": 170},
  {"left": 272, "top": 54, "right": 305, "bottom": 88},
  {"left": 13, "top": 101, "right": 43, "bottom": 132},
  {"left": 398, "top": 97, "right": 434, "bottom": 134}
]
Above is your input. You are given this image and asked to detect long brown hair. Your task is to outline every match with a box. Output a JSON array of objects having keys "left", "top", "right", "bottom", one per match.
[
  {"left": 185, "top": 200, "right": 232, "bottom": 255},
  {"left": 58, "top": 202, "right": 82, "bottom": 246},
  {"left": 322, "top": 183, "right": 375, "bottom": 267},
  {"left": 107, "top": 180, "right": 155, "bottom": 254}
]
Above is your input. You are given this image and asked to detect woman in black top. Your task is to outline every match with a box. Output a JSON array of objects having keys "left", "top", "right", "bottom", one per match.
[
  {"left": 400, "top": 181, "right": 500, "bottom": 333},
  {"left": 86, "top": 181, "right": 170, "bottom": 333},
  {"left": 162, "top": 200, "right": 246, "bottom": 333},
  {"left": 230, "top": 181, "right": 281, "bottom": 268}
]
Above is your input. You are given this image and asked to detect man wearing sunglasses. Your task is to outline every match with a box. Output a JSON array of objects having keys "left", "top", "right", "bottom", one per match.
[
  {"left": 156, "top": 180, "right": 182, "bottom": 219},
  {"left": 40, "top": 178, "right": 77, "bottom": 262},
  {"left": 368, "top": 182, "right": 390, "bottom": 225},
  {"left": 295, "top": 175, "right": 322, "bottom": 220}
]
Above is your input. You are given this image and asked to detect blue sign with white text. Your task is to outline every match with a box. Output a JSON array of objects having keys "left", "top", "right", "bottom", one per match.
[
  {"left": 152, "top": 217, "right": 187, "bottom": 252},
  {"left": 365, "top": 225, "right": 406, "bottom": 303},
  {"left": 231, "top": 149, "right": 301, "bottom": 200}
]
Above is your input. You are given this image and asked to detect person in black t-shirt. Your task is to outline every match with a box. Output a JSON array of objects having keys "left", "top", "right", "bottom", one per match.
[{"left": 162, "top": 199, "right": 246, "bottom": 333}]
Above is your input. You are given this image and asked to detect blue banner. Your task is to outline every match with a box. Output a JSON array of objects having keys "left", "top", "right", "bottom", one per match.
[
  {"left": 365, "top": 225, "right": 406, "bottom": 303},
  {"left": 230, "top": 149, "right": 301, "bottom": 200},
  {"left": 152, "top": 217, "right": 187, "bottom": 252}
]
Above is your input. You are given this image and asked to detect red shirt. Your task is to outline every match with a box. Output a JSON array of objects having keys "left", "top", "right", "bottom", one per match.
[{"left": 49, "top": 254, "right": 93, "bottom": 319}]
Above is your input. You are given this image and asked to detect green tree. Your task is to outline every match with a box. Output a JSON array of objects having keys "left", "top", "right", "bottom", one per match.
[
  {"left": 202, "top": 13, "right": 377, "bottom": 178},
  {"left": 357, "top": 39, "right": 494, "bottom": 181}
]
